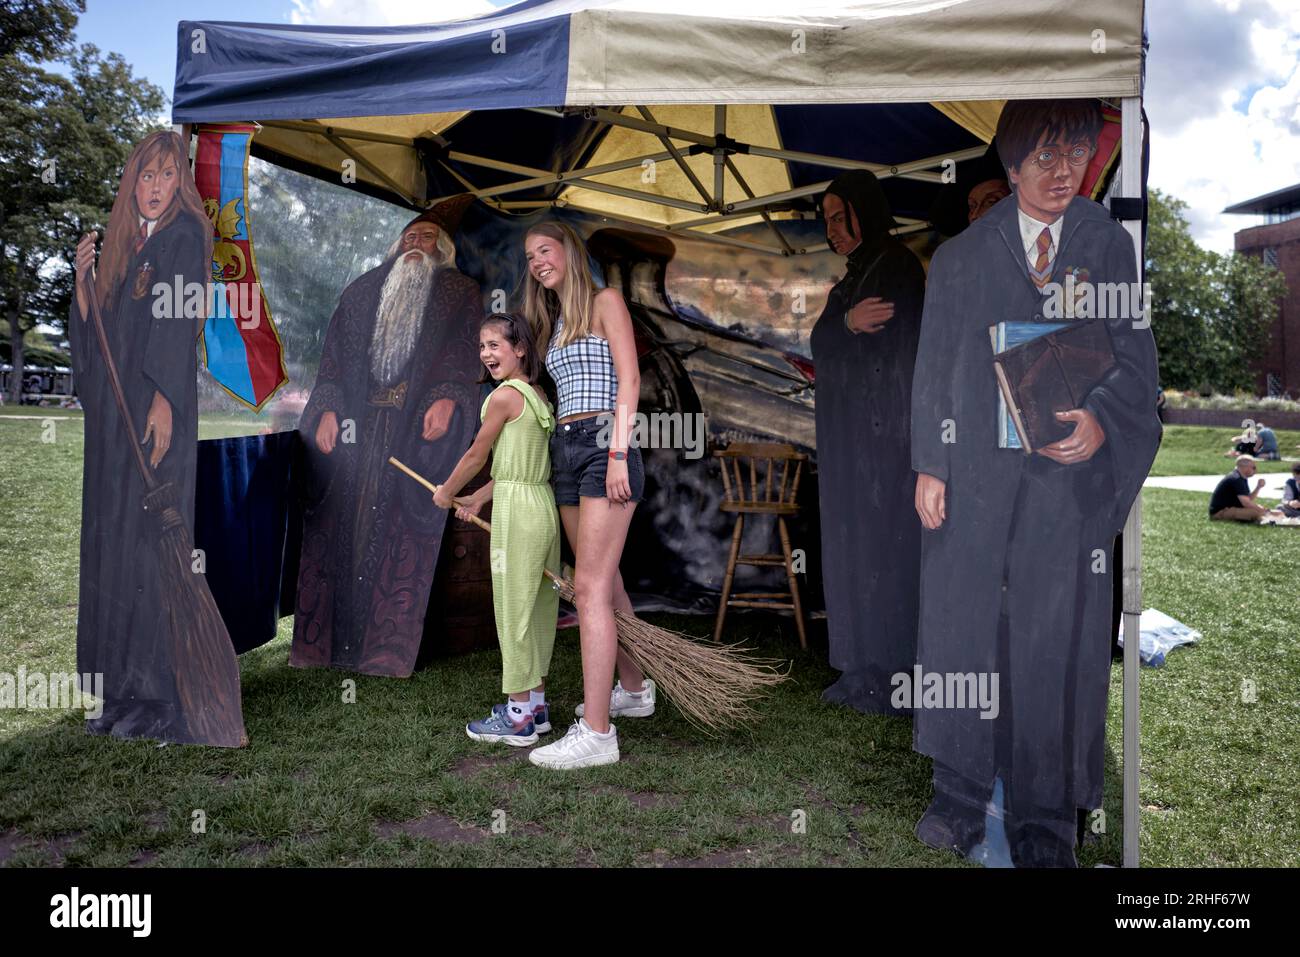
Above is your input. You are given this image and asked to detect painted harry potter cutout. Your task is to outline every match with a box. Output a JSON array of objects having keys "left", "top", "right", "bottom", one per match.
[
  {"left": 70, "top": 130, "right": 246, "bottom": 746},
  {"left": 291, "top": 195, "right": 482, "bottom": 677},
  {"left": 812, "top": 170, "right": 926, "bottom": 715},
  {"left": 910, "top": 100, "right": 1160, "bottom": 866}
]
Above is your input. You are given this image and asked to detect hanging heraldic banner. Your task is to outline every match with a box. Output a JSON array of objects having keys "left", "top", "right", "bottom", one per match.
[{"left": 194, "top": 124, "right": 288, "bottom": 411}]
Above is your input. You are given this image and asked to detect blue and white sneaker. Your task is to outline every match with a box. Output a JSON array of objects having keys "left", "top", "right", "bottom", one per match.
[
  {"left": 492, "top": 701, "right": 552, "bottom": 734},
  {"left": 466, "top": 707, "right": 538, "bottom": 747}
]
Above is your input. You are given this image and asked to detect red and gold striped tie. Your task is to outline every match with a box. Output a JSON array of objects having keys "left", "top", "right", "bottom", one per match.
[{"left": 1030, "top": 227, "right": 1053, "bottom": 288}]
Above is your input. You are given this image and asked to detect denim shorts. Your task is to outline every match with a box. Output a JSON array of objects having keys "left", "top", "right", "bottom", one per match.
[{"left": 550, "top": 415, "right": 645, "bottom": 506}]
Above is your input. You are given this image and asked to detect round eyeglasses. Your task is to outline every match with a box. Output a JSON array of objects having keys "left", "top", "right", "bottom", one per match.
[{"left": 1032, "top": 144, "right": 1095, "bottom": 170}]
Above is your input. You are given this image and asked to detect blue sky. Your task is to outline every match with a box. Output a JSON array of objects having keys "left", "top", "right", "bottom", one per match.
[
  {"left": 74, "top": 0, "right": 514, "bottom": 98},
  {"left": 72, "top": 0, "right": 1300, "bottom": 253},
  {"left": 77, "top": 0, "right": 298, "bottom": 99}
]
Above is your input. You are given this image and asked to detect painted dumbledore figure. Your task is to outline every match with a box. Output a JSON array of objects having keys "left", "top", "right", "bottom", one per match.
[{"left": 292, "top": 194, "right": 482, "bottom": 677}]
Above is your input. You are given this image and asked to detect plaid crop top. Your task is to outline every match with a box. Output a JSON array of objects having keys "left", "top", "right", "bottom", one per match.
[{"left": 545, "top": 315, "right": 619, "bottom": 419}]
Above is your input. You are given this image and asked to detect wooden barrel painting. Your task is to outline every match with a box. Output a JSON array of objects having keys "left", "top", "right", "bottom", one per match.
[{"left": 419, "top": 463, "right": 496, "bottom": 661}]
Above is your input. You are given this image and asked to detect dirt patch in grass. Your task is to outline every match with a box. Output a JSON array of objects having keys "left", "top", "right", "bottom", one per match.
[
  {"left": 448, "top": 750, "right": 529, "bottom": 779},
  {"left": 640, "top": 846, "right": 761, "bottom": 867},
  {"left": 800, "top": 783, "right": 873, "bottom": 849},
  {"left": 678, "top": 847, "right": 760, "bottom": 867},
  {"left": 642, "top": 841, "right": 849, "bottom": 868},
  {"left": 376, "top": 812, "right": 490, "bottom": 844},
  {"left": 738, "top": 812, "right": 794, "bottom": 835},
  {"left": 0, "top": 828, "right": 84, "bottom": 866},
  {"left": 0, "top": 828, "right": 26, "bottom": 865},
  {"left": 591, "top": 785, "right": 682, "bottom": 809},
  {"left": 239, "top": 840, "right": 273, "bottom": 860}
]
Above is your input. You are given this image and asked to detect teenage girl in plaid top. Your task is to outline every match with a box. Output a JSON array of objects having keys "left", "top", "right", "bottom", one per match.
[{"left": 520, "top": 221, "right": 655, "bottom": 770}]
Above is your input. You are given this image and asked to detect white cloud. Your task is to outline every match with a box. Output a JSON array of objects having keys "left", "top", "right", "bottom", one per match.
[
  {"left": 290, "top": 0, "right": 501, "bottom": 26},
  {"left": 277, "top": 0, "right": 1298, "bottom": 256},
  {"left": 1147, "top": 0, "right": 1300, "bottom": 252}
]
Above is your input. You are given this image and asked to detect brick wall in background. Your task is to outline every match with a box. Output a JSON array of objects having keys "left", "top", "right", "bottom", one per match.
[{"left": 1235, "top": 215, "right": 1300, "bottom": 397}]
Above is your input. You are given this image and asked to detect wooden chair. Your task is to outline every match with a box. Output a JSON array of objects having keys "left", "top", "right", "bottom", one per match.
[{"left": 712, "top": 442, "right": 808, "bottom": 649}]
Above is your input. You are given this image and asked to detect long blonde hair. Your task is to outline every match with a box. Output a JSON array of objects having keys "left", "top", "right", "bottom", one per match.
[
  {"left": 521, "top": 221, "right": 598, "bottom": 351},
  {"left": 97, "top": 130, "right": 212, "bottom": 313}
]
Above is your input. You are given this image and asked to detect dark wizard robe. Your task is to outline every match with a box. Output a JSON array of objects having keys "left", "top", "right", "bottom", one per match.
[
  {"left": 909, "top": 194, "right": 1160, "bottom": 824},
  {"left": 68, "top": 212, "right": 217, "bottom": 743},
  {"left": 291, "top": 256, "right": 481, "bottom": 677},
  {"left": 811, "top": 172, "right": 925, "bottom": 715}
]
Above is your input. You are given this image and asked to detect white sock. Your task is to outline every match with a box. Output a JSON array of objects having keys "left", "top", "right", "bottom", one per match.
[
  {"left": 580, "top": 718, "right": 615, "bottom": 737},
  {"left": 529, "top": 689, "right": 546, "bottom": 708},
  {"left": 506, "top": 699, "right": 530, "bottom": 722},
  {"left": 619, "top": 681, "right": 644, "bottom": 697}
]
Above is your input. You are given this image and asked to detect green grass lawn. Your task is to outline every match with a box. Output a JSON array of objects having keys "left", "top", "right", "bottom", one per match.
[
  {"left": 1150, "top": 424, "right": 1299, "bottom": 477},
  {"left": 1, "top": 417, "right": 1296, "bottom": 867}
]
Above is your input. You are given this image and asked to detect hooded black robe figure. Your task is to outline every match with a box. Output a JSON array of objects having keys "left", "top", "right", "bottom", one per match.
[
  {"left": 810, "top": 170, "right": 925, "bottom": 715},
  {"left": 910, "top": 99, "right": 1160, "bottom": 867},
  {"left": 291, "top": 196, "right": 481, "bottom": 677}
]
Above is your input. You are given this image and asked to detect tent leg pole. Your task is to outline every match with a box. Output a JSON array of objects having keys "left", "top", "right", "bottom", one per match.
[
  {"left": 1121, "top": 498, "right": 1141, "bottom": 868},
  {"left": 1119, "top": 93, "right": 1145, "bottom": 869}
]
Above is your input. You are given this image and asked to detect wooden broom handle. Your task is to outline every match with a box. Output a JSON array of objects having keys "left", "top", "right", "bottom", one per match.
[
  {"left": 388, "top": 456, "right": 565, "bottom": 586},
  {"left": 79, "top": 268, "right": 158, "bottom": 492},
  {"left": 388, "top": 456, "right": 487, "bottom": 529}
]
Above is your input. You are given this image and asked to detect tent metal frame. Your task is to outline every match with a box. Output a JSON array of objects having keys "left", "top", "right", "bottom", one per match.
[
  {"left": 184, "top": 92, "right": 1148, "bottom": 870},
  {"left": 259, "top": 107, "right": 986, "bottom": 256}
]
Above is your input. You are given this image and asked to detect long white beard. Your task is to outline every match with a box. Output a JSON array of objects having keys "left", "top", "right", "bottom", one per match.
[{"left": 370, "top": 251, "right": 434, "bottom": 385}]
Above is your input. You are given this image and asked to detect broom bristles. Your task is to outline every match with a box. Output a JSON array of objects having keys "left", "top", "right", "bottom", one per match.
[
  {"left": 156, "top": 520, "right": 247, "bottom": 748},
  {"left": 554, "top": 576, "right": 790, "bottom": 732},
  {"left": 611, "top": 610, "right": 790, "bottom": 733}
]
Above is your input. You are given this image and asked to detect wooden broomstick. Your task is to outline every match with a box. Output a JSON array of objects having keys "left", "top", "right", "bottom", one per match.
[
  {"left": 389, "top": 456, "right": 790, "bottom": 732},
  {"left": 79, "top": 266, "right": 246, "bottom": 747}
]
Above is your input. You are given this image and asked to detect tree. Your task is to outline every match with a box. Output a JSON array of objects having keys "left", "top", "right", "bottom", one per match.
[
  {"left": 1146, "top": 189, "right": 1286, "bottom": 394},
  {"left": 0, "top": 0, "right": 163, "bottom": 401},
  {"left": 0, "top": 0, "right": 82, "bottom": 61},
  {"left": 1219, "top": 251, "right": 1287, "bottom": 393},
  {"left": 240, "top": 158, "right": 413, "bottom": 386}
]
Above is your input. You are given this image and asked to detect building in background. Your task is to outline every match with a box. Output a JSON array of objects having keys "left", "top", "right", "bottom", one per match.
[{"left": 1225, "top": 183, "right": 1300, "bottom": 397}]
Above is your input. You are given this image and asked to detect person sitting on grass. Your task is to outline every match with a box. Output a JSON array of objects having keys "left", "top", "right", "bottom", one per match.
[
  {"left": 1209, "top": 455, "right": 1270, "bottom": 523},
  {"left": 1255, "top": 423, "right": 1280, "bottom": 461},
  {"left": 1277, "top": 463, "right": 1300, "bottom": 519},
  {"left": 1223, "top": 426, "right": 1258, "bottom": 458}
]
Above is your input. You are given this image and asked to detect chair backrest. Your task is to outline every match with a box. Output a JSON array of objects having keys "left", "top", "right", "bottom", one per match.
[{"left": 714, "top": 442, "right": 806, "bottom": 509}]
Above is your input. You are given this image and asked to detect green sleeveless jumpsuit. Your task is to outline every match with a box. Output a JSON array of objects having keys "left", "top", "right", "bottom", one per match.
[{"left": 483, "top": 378, "right": 561, "bottom": 693}]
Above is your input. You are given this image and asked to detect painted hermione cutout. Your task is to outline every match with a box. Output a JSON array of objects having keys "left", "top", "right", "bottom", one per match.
[
  {"left": 69, "top": 130, "right": 246, "bottom": 747},
  {"left": 291, "top": 194, "right": 483, "bottom": 677},
  {"left": 910, "top": 99, "right": 1160, "bottom": 867},
  {"left": 812, "top": 169, "right": 926, "bottom": 716}
]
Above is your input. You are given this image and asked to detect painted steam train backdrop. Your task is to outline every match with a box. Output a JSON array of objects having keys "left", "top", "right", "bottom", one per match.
[
  {"left": 202, "top": 202, "right": 920, "bottom": 616},
  {"left": 459, "top": 205, "right": 842, "bottom": 613}
]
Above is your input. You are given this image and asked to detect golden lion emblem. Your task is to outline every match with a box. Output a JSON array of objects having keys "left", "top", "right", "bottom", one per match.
[{"left": 205, "top": 197, "right": 248, "bottom": 283}]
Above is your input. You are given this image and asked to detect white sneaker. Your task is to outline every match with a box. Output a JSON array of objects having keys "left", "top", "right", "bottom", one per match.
[
  {"left": 528, "top": 718, "right": 619, "bottom": 769},
  {"left": 575, "top": 679, "right": 656, "bottom": 719}
]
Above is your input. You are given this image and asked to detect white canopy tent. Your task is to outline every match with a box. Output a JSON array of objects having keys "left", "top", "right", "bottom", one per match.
[{"left": 174, "top": 0, "right": 1150, "bottom": 865}]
